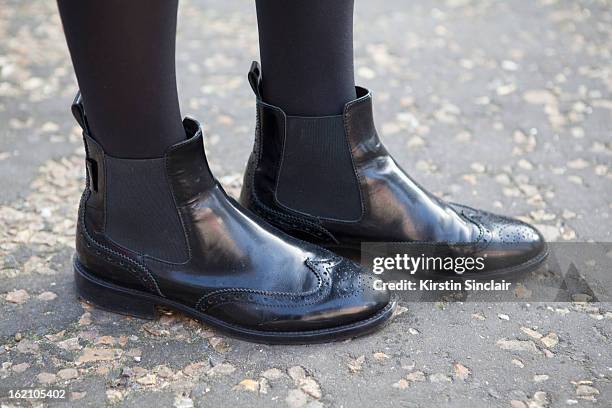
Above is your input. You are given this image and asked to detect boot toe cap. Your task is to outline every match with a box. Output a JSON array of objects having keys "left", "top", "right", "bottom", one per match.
[
  {"left": 269, "top": 257, "right": 392, "bottom": 331},
  {"left": 317, "top": 258, "right": 391, "bottom": 325},
  {"left": 488, "top": 216, "right": 547, "bottom": 270},
  {"left": 458, "top": 204, "right": 548, "bottom": 271}
]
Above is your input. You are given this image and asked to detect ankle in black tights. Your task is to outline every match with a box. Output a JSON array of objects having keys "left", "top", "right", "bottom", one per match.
[
  {"left": 57, "top": 0, "right": 184, "bottom": 158},
  {"left": 255, "top": 0, "right": 357, "bottom": 116}
]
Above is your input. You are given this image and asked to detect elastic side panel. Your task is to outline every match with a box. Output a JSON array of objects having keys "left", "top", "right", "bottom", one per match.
[
  {"left": 105, "top": 157, "right": 189, "bottom": 263},
  {"left": 276, "top": 115, "right": 362, "bottom": 221}
]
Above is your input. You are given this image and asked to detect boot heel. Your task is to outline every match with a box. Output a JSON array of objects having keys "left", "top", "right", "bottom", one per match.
[{"left": 74, "top": 260, "right": 157, "bottom": 320}]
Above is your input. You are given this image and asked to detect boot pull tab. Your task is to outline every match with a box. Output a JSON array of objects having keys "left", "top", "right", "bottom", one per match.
[
  {"left": 71, "top": 91, "right": 98, "bottom": 191},
  {"left": 71, "top": 90, "right": 92, "bottom": 134},
  {"left": 248, "top": 61, "right": 263, "bottom": 99}
]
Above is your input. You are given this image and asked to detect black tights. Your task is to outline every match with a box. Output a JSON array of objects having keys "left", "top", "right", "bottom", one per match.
[
  {"left": 57, "top": 0, "right": 356, "bottom": 158},
  {"left": 58, "top": 0, "right": 184, "bottom": 158},
  {"left": 256, "top": 0, "right": 356, "bottom": 116}
]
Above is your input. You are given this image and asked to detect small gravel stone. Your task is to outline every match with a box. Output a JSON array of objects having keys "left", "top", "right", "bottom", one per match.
[
  {"left": 208, "top": 362, "right": 235, "bottom": 376},
  {"left": 155, "top": 365, "right": 174, "bottom": 378},
  {"left": 183, "top": 361, "right": 210, "bottom": 377},
  {"left": 471, "top": 162, "right": 486, "bottom": 173},
  {"left": 57, "top": 337, "right": 81, "bottom": 351},
  {"left": 137, "top": 374, "right": 157, "bottom": 385},
  {"left": 288, "top": 365, "right": 307, "bottom": 382},
  {"left": 510, "top": 400, "right": 527, "bottom": 408},
  {"left": 233, "top": 379, "right": 259, "bottom": 393},
  {"left": 261, "top": 368, "right": 285, "bottom": 380},
  {"left": 523, "top": 89, "right": 556, "bottom": 105},
  {"left": 520, "top": 327, "right": 542, "bottom": 339},
  {"left": 540, "top": 333, "right": 559, "bottom": 348},
  {"left": 259, "top": 378, "right": 270, "bottom": 394},
  {"left": 373, "top": 352, "right": 390, "bottom": 361},
  {"left": 173, "top": 395, "right": 194, "bottom": 408},
  {"left": 525, "top": 391, "right": 549, "bottom": 408},
  {"left": 533, "top": 374, "right": 549, "bottom": 383},
  {"left": 347, "top": 356, "right": 365, "bottom": 373},
  {"left": 575, "top": 385, "right": 599, "bottom": 397},
  {"left": 455, "top": 131, "right": 472, "bottom": 142},
  {"left": 453, "top": 363, "right": 470, "bottom": 380},
  {"left": 12, "top": 362, "right": 30, "bottom": 373},
  {"left": 77, "top": 347, "right": 122, "bottom": 363},
  {"left": 70, "top": 392, "right": 87, "bottom": 400},
  {"left": 16, "top": 339, "right": 39, "bottom": 354},
  {"left": 392, "top": 305, "right": 408, "bottom": 317},
  {"left": 37, "top": 372, "right": 57, "bottom": 384},
  {"left": 106, "top": 389, "right": 124, "bottom": 403},
  {"left": 534, "top": 224, "right": 561, "bottom": 241},
  {"left": 57, "top": 368, "right": 78, "bottom": 380},
  {"left": 78, "top": 312, "right": 92, "bottom": 326},
  {"left": 121, "top": 367, "right": 133, "bottom": 377},
  {"left": 405, "top": 371, "right": 426, "bottom": 382},
  {"left": 209, "top": 337, "right": 230, "bottom": 353},
  {"left": 37, "top": 291, "right": 57, "bottom": 301},
  {"left": 299, "top": 377, "right": 322, "bottom": 399},
  {"left": 6, "top": 289, "right": 29, "bottom": 304},
  {"left": 393, "top": 379, "right": 410, "bottom": 389}
]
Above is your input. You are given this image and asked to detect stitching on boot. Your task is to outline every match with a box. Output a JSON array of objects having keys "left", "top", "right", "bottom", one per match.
[
  {"left": 251, "top": 196, "right": 336, "bottom": 243},
  {"left": 195, "top": 257, "right": 352, "bottom": 311}
]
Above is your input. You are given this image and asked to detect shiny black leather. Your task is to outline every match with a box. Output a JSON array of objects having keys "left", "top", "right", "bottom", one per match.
[
  {"left": 71, "top": 93, "right": 393, "bottom": 341},
  {"left": 240, "top": 70, "right": 547, "bottom": 276}
]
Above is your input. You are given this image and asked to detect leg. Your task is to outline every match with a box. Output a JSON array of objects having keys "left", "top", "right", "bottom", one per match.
[
  {"left": 57, "top": 0, "right": 184, "bottom": 158},
  {"left": 243, "top": 3, "right": 548, "bottom": 278},
  {"left": 255, "top": 0, "right": 356, "bottom": 116}
]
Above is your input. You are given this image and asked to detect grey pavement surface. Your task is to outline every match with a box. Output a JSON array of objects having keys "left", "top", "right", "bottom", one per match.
[{"left": 0, "top": 0, "right": 611, "bottom": 407}]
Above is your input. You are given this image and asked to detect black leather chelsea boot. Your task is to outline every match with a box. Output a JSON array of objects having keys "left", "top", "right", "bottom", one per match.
[
  {"left": 70, "top": 92, "right": 394, "bottom": 344},
  {"left": 240, "top": 62, "right": 548, "bottom": 278}
]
